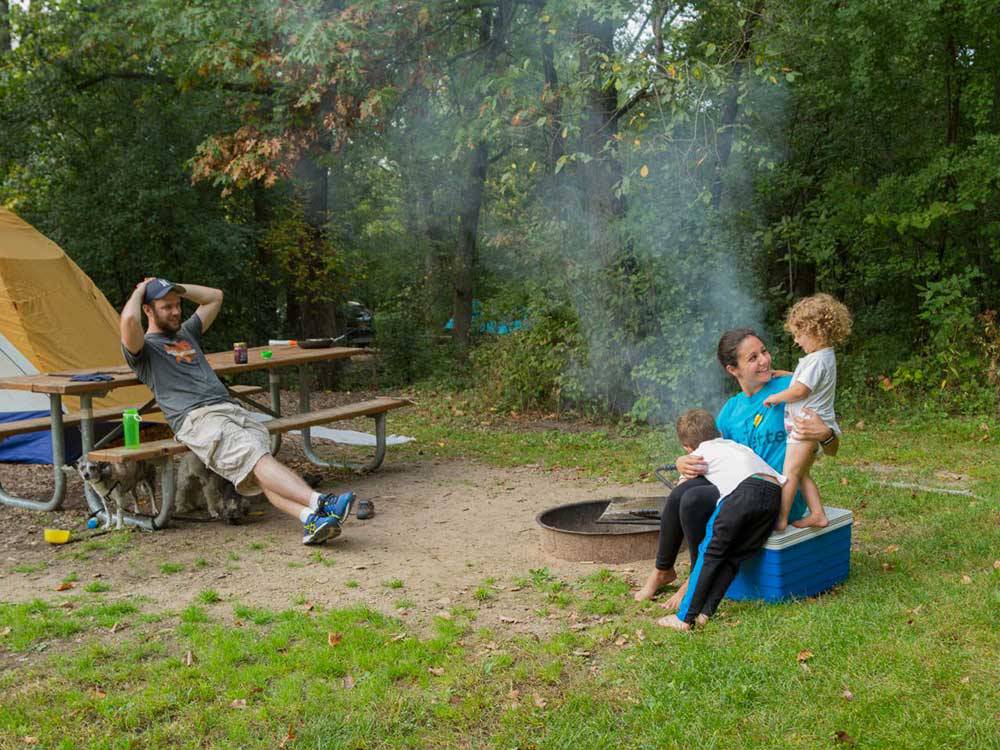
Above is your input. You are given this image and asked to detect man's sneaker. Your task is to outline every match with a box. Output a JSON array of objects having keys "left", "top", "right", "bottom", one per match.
[
  {"left": 302, "top": 513, "right": 342, "bottom": 545},
  {"left": 317, "top": 491, "right": 356, "bottom": 522}
]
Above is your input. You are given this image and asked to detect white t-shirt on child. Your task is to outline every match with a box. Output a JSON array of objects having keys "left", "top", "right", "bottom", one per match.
[
  {"left": 786, "top": 347, "right": 841, "bottom": 438},
  {"left": 695, "top": 438, "right": 786, "bottom": 502}
]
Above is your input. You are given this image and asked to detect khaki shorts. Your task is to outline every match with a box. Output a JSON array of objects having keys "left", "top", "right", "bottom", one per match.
[{"left": 175, "top": 402, "right": 270, "bottom": 496}]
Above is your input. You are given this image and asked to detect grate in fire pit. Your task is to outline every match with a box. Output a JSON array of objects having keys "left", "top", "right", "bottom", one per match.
[{"left": 535, "top": 498, "right": 663, "bottom": 564}]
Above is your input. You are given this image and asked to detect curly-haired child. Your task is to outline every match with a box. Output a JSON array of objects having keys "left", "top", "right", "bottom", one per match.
[{"left": 764, "top": 293, "right": 852, "bottom": 530}]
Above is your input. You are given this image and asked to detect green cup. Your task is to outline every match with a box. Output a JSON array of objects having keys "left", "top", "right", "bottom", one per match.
[
  {"left": 261, "top": 350, "right": 273, "bottom": 359},
  {"left": 123, "top": 408, "right": 141, "bottom": 449}
]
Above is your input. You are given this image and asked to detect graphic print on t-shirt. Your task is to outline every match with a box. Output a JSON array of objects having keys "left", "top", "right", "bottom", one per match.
[{"left": 165, "top": 340, "right": 198, "bottom": 365}]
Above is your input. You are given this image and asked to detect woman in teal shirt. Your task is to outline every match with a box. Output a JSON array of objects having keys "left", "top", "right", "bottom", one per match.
[{"left": 635, "top": 328, "right": 839, "bottom": 606}]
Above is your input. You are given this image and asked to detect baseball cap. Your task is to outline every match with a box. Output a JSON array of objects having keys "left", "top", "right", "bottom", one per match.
[{"left": 144, "top": 278, "right": 187, "bottom": 304}]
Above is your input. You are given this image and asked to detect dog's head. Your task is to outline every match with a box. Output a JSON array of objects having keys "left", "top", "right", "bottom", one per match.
[{"left": 76, "top": 458, "right": 111, "bottom": 484}]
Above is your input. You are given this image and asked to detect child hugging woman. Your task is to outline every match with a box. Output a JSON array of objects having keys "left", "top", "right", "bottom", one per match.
[{"left": 764, "top": 293, "right": 852, "bottom": 531}]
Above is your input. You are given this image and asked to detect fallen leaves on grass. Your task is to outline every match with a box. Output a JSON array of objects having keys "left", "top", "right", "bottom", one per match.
[
  {"left": 994, "top": 560, "right": 1000, "bottom": 570},
  {"left": 343, "top": 675, "right": 356, "bottom": 690},
  {"left": 960, "top": 676, "right": 971, "bottom": 684},
  {"left": 882, "top": 563, "right": 893, "bottom": 572},
  {"left": 21, "top": 738, "right": 38, "bottom": 746},
  {"left": 230, "top": 699, "right": 247, "bottom": 709},
  {"left": 834, "top": 730, "right": 856, "bottom": 744},
  {"left": 55, "top": 581, "right": 74, "bottom": 591},
  {"left": 184, "top": 650, "right": 196, "bottom": 666},
  {"left": 796, "top": 650, "right": 814, "bottom": 663},
  {"left": 884, "top": 544, "right": 899, "bottom": 554},
  {"left": 303, "top": 601, "right": 315, "bottom": 612},
  {"left": 279, "top": 726, "right": 297, "bottom": 749},
  {"left": 327, "top": 632, "right": 343, "bottom": 647},
  {"left": 110, "top": 622, "right": 123, "bottom": 634},
  {"left": 91, "top": 687, "right": 106, "bottom": 699},
  {"left": 842, "top": 689, "right": 854, "bottom": 701},
  {"left": 389, "top": 632, "right": 407, "bottom": 643},
  {"left": 0, "top": 626, "right": 11, "bottom": 637},
  {"left": 533, "top": 693, "right": 547, "bottom": 708},
  {"left": 571, "top": 649, "right": 592, "bottom": 658},
  {"left": 428, "top": 667, "right": 445, "bottom": 676},
  {"left": 961, "top": 575, "right": 972, "bottom": 584}
]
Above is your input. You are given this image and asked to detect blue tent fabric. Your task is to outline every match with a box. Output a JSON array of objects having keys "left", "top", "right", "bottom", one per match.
[{"left": 0, "top": 411, "right": 85, "bottom": 464}]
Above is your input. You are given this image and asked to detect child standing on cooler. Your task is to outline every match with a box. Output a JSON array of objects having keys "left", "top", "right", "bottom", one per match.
[{"left": 764, "top": 294, "right": 852, "bottom": 531}]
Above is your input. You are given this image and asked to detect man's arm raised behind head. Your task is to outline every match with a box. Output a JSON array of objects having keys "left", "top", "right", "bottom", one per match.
[
  {"left": 121, "top": 278, "right": 153, "bottom": 355},
  {"left": 177, "top": 283, "right": 224, "bottom": 332}
]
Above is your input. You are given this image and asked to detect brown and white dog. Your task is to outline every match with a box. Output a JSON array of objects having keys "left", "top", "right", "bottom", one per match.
[{"left": 77, "top": 459, "right": 157, "bottom": 529}]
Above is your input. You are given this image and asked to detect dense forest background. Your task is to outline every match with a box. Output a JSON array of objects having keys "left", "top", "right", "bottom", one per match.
[{"left": 2, "top": 0, "right": 998, "bottom": 421}]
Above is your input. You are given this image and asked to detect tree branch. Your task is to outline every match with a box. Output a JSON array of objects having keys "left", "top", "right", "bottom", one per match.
[{"left": 75, "top": 69, "right": 269, "bottom": 94}]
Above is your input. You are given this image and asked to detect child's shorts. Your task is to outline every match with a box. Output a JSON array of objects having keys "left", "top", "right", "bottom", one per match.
[{"left": 784, "top": 419, "right": 821, "bottom": 452}]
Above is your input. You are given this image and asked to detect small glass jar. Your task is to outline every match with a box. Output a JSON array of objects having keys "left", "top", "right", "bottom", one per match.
[{"left": 233, "top": 342, "right": 248, "bottom": 364}]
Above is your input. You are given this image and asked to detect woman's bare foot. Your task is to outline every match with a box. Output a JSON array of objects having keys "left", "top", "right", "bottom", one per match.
[
  {"left": 791, "top": 512, "right": 829, "bottom": 529},
  {"left": 656, "top": 614, "right": 691, "bottom": 631},
  {"left": 634, "top": 568, "right": 677, "bottom": 602},
  {"left": 660, "top": 582, "right": 688, "bottom": 612},
  {"left": 774, "top": 518, "right": 788, "bottom": 532}
]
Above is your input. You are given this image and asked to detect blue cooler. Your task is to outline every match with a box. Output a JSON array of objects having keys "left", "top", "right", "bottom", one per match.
[{"left": 726, "top": 506, "right": 853, "bottom": 603}]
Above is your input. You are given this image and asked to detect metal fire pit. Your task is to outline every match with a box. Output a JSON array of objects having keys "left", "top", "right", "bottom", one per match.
[{"left": 535, "top": 498, "right": 661, "bottom": 564}]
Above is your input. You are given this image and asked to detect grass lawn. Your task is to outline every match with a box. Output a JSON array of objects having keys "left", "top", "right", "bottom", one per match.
[{"left": 2, "top": 407, "right": 999, "bottom": 749}]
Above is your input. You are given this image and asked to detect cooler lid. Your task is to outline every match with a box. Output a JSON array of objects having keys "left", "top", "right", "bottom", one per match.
[{"left": 763, "top": 506, "right": 853, "bottom": 550}]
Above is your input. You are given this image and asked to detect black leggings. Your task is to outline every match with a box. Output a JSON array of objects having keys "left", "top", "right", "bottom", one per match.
[{"left": 655, "top": 477, "right": 720, "bottom": 571}]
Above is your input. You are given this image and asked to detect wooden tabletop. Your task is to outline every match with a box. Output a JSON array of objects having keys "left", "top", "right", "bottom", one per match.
[{"left": 0, "top": 345, "right": 366, "bottom": 395}]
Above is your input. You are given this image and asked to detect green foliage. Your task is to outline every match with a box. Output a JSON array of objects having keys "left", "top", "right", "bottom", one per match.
[
  {"left": 469, "top": 291, "right": 582, "bottom": 413},
  {"left": 1, "top": 0, "right": 998, "bottom": 418}
]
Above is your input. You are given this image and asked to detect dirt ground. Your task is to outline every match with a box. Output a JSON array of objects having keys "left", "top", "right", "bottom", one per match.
[{"left": 0, "top": 428, "right": 667, "bottom": 639}]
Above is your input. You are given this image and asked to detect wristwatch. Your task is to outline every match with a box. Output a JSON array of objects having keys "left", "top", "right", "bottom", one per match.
[{"left": 820, "top": 430, "right": 837, "bottom": 446}]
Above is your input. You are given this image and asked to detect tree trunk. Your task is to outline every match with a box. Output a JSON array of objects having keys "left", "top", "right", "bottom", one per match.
[
  {"left": 540, "top": 33, "right": 565, "bottom": 171},
  {"left": 452, "top": 141, "right": 489, "bottom": 349},
  {"left": 290, "top": 150, "right": 341, "bottom": 387},
  {"left": 0, "top": 0, "right": 10, "bottom": 54},
  {"left": 450, "top": 1, "right": 513, "bottom": 351},
  {"left": 710, "top": 0, "right": 766, "bottom": 210},
  {"left": 576, "top": 11, "right": 625, "bottom": 256}
]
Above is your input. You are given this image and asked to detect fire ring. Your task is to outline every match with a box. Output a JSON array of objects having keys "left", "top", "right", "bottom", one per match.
[{"left": 535, "top": 499, "right": 661, "bottom": 564}]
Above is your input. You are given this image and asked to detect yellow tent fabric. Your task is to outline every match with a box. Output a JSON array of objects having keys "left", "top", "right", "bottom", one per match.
[{"left": 0, "top": 208, "right": 155, "bottom": 414}]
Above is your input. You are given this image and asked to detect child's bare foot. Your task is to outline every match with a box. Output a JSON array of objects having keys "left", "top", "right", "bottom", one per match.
[
  {"left": 660, "top": 588, "right": 685, "bottom": 612},
  {"left": 634, "top": 568, "right": 677, "bottom": 602},
  {"left": 656, "top": 614, "right": 691, "bottom": 631},
  {"left": 791, "top": 512, "right": 829, "bottom": 529},
  {"left": 695, "top": 614, "right": 709, "bottom": 626},
  {"left": 774, "top": 518, "right": 788, "bottom": 532}
]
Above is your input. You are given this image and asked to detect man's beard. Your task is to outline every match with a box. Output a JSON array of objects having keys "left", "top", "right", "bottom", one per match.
[{"left": 152, "top": 310, "right": 181, "bottom": 335}]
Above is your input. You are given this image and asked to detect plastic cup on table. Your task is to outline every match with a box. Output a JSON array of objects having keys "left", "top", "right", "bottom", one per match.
[{"left": 261, "top": 350, "right": 273, "bottom": 360}]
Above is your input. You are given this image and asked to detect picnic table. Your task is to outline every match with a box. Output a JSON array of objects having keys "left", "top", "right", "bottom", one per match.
[{"left": 0, "top": 344, "right": 409, "bottom": 529}]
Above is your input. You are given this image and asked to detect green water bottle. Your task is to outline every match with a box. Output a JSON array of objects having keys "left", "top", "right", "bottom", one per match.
[{"left": 123, "top": 408, "right": 141, "bottom": 449}]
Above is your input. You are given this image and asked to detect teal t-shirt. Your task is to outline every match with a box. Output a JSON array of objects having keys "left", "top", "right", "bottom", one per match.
[{"left": 715, "top": 375, "right": 807, "bottom": 521}]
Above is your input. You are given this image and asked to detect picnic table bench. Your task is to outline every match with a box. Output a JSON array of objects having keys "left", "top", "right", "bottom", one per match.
[{"left": 0, "top": 344, "right": 411, "bottom": 530}]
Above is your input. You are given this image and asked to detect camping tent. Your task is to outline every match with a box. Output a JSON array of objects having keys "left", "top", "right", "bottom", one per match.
[{"left": 0, "top": 209, "right": 153, "bottom": 462}]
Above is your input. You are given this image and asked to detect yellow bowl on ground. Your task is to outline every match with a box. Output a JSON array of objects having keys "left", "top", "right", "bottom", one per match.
[{"left": 43, "top": 528, "right": 70, "bottom": 544}]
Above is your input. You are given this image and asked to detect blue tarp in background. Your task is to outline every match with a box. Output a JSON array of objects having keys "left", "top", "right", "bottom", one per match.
[
  {"left": 444, "top": 300, "right": 526, "bottom": 335},
  {"left": 0, "top": 410, "right": 85, "bottom": 464}
]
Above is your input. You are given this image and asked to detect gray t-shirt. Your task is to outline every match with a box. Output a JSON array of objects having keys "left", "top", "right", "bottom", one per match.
[{"left": 122, "top": 314, "right": 232, "bottom": 432}]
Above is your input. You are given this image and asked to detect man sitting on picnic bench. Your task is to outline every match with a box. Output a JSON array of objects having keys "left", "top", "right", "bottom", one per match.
[{"left": 120, "top": 277, "right": 355, "bottom": 545}]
